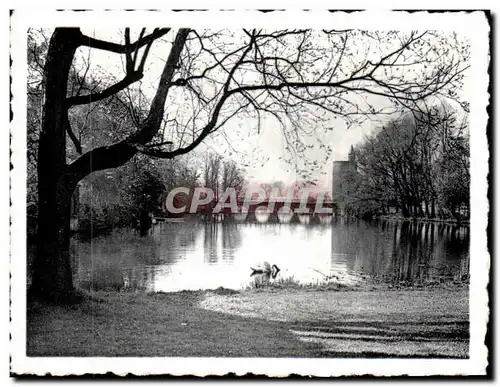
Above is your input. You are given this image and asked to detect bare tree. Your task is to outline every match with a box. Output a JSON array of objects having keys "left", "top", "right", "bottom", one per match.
[
  {"left": 348, "top": 104, "right": 469, "bottom": 219},
  {"left": 203, "top": 152, "right": 222, "bottom": 199},
  {"left": 31, "top": 27, "right": 468, "bottom": 302},
  {"left": 221, "top": 159, "right": 245, "bottom": 194}
]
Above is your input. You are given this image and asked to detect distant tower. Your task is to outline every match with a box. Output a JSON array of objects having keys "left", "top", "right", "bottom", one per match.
[
  {"left": 332, "top": 160, "right": 350, "bottom": 216},
  {"left": 332, "top": 146, "right": 357, "bottom": 216},
  {"left": 348, "top": 145, "right": 357, "bottom": 167}
]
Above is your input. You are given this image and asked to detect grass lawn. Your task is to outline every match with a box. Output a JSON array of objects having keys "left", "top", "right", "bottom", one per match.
[{"left": 27, "top": 287, "right": 469, "bottom": 358}]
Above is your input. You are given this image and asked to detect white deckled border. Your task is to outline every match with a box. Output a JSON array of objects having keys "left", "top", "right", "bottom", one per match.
[{"left": 9, "top": 9, "right": 490, "bottom": 377}]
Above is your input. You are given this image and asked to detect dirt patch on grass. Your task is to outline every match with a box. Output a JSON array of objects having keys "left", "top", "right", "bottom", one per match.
[
  {"left": 199, "top": 288, "right": 469, "bottom": 323},
  {"left": 198, "top": 288, "right": 469, "bottom": 358}
]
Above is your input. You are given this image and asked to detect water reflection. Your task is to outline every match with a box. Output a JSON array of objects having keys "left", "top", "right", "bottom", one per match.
[
  {"left": 72, "top": 218, "right": 469, "bottom": 292},
  {"left": 222, "top": 223, "right": 242, "bottom": 262}
]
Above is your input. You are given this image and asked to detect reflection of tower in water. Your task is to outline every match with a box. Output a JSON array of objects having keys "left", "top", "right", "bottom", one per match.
[{"left": 330, "top": 219, "right": 364, "bottom": 285}]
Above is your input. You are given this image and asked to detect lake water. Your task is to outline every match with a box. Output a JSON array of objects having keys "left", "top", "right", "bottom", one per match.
[{"left": 71, "top": 218, "right": 470, "bottom": 293}]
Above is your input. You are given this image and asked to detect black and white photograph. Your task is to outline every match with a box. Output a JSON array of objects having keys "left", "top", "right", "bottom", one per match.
[{"left": 9, "top": 9, "right": 490, "bottom": 377}]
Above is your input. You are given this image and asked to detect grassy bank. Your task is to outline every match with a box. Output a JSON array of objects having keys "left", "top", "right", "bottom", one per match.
[
  {"left": 27, "top": 287, "right": 469, "bottom": 358},
  {"left": 27, "top": 289, "right": 319, "bottom": 357}
]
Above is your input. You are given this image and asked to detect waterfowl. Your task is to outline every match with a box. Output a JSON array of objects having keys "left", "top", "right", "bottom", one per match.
[{"left": 250, "top": 262, "right": 281, "bottom": 278}]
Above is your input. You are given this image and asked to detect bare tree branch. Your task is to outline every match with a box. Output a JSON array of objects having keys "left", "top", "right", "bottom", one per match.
[
  {"left": 78, "top": 28, "right": 171, "bottom": 53},
  {"left": 67, "top": 28, "right": 190, "bottom": 181},
  {"left": 66, "top": 71, "right": 143, "bottom": 106}
]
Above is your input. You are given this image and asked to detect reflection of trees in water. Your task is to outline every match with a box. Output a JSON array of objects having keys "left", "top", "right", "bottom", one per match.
[
  {"left": 440, "top": 224, "right": 470, "bottom": 281},
  {"left": 221, "top": 223, "right": 242, "bottom": 262},
  {"left": 389, "top": 222, "right": 419, "bottom": 283},
  {"left": 152, "top": 221, "right": 202, "bottom": 264},
  {"left": 204, "top": 222, "right": 220, "bottom": 264},
  {"left": 202, "top": 221, "right": 243, "bottom": 264},
  {"left": 176, "top": 223, "right": 200, "bottom": 248},
  {"left": 251, "top": 221, "right": 330, "bottom": 240},
  {"left": 73, "top": 219, "right": 469, "bottom": 291},
  {"left": 330, "top": 220, "right": 469, "bottom": 285},
  {"left": 391, "top": 222, "right": 436, "bottom": 284},
  {"left": 249, "top": 222, "right": 281, "bottom": 236},
  {"left": 72, "top": 229, "right": 162, "bottom": 289},
  {"left": 73, "top": 225, "right": 203, "bottom": 291},
  {"left": 351, "top": 220, "right": 392, "bottom": 276},
  {"left": 387, "top": 221, "right": 469, "bottom": 285}
]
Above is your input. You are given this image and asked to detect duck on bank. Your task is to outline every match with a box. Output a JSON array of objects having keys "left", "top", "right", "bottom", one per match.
[{"left": 250, "top": 262, "right": 281, "bottom": 279}]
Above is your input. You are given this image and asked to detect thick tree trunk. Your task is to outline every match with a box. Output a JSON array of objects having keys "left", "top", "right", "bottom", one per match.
[
  {"left": 30, "top": 180, "right": 78, "bottom": 302},
  {"left": 29, "top": 29, "right": 80, "bottom": 303},
  {"left": 30, "top": 28, "right": 188, "bottom": 303},
  {"left": 139, "top": 209, "right": 152, "bottom": 236}
]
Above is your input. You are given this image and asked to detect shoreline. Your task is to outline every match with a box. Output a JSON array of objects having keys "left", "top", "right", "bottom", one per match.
[{"left": 373, "top": 214, "right": 470, "bottom": 226}]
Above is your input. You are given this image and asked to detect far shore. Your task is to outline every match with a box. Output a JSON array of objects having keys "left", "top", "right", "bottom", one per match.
[{"left": 373, "top": 214, "right": 469, "bottom": 225}]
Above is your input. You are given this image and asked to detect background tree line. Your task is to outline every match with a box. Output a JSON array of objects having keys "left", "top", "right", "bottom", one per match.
[
  {"left": 157, "top": 151, "right": 247, "bottom": 216},
  {"left": 333, "top": 104, "right": 470, "bottom": 222}
]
